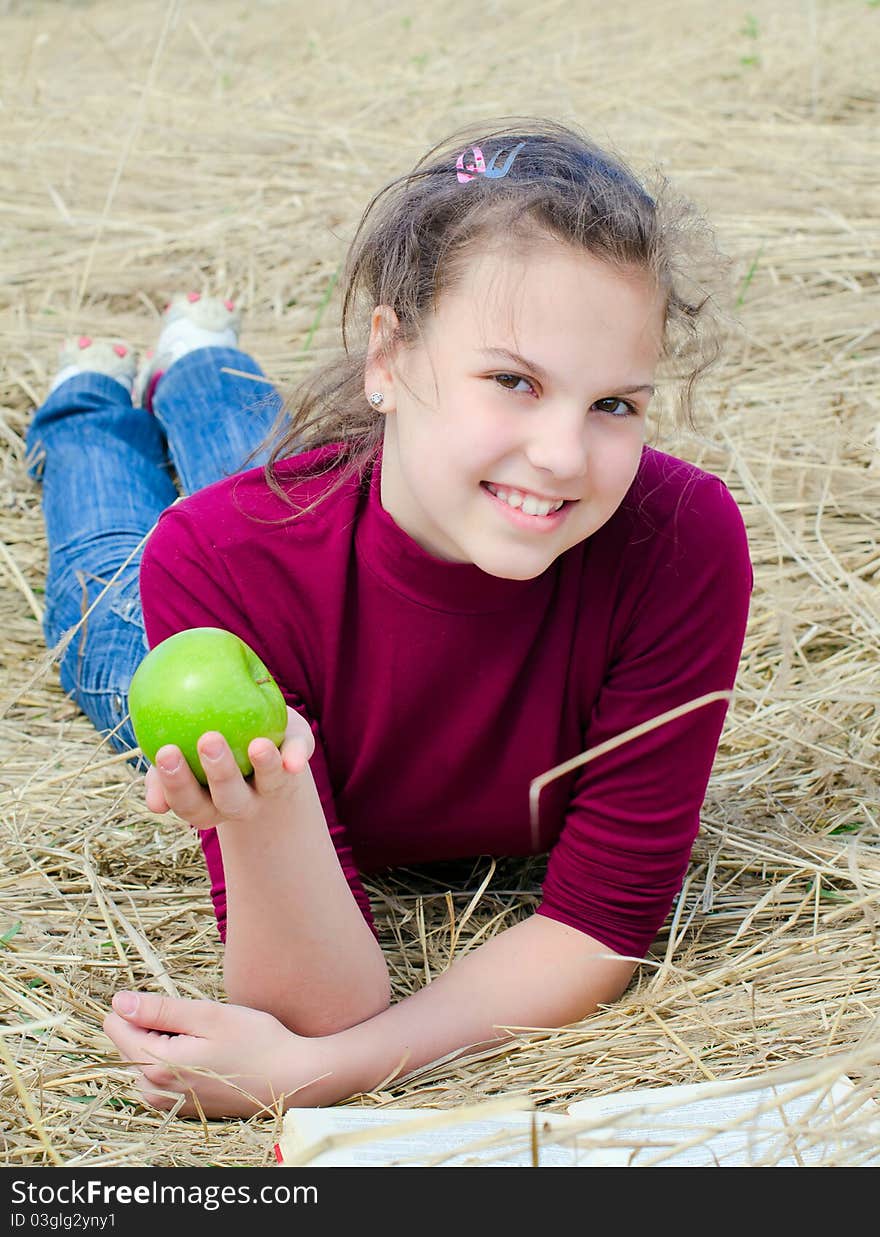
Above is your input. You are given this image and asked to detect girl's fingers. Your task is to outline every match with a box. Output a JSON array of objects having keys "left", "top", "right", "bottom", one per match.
[
  {"left": 279, "top": 734, "right": 313, "bottom": 777},
  {"left": 157, "top": 734, "right": 263, "bottom": 824},
  {"left": 143, "top": 766, "right": 170, "bottom": 814},
  {"left": 104, "top": 1012, "right": 197, "bottom": 1107},
  {"left": 194, "top": 733, "right": 253, "bottom": 821},
  {"left": 151, "top": 726, "right": 308, "bottom": 826},
  {"left": 283, "top": 706, "right": 316, "bottom": 761},
  {"left": 124, "top": 1068, "right": 177, "bottom": 1111},
  {"left": 248, "top": 738, "right": 289, "bottom": 792},
  {"left": 109, "top": 990, "right": 220, "bottom": 1036},
  {"left": 153, "top": 743, "right": 220, "bottom": 828},
  {"left": 104, "top": 1009, "right": 163, "bottom": 1067}
]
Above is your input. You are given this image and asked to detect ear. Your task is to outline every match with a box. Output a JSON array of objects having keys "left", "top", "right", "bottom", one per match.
[{"left": 364, "top": 305, "right": 402, "bottom": 411}]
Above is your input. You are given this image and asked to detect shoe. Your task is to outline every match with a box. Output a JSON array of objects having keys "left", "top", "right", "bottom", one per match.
[
  {"left": 134, "top": 292, "right": 241, "bottom": 413},
  {"left": 50, "top": 336, "right": 137, "bottom": 394}
]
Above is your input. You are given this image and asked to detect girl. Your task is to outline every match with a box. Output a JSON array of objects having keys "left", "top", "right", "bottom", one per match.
[{"left": 25, "top": 117, "right": 753, "bottom": 1119}]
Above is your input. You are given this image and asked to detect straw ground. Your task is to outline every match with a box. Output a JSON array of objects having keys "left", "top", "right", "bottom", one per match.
[{"left": 1, "top": 0, "right": 878, "bottom": 1166}]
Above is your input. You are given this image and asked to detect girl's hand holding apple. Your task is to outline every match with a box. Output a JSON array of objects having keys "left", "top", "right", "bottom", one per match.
[
  {"left": 129, "top": 627, "right": 295, "bottom": 784},
  {"left": 144, "top": 705, "right": 316, "bottom": 827},
  {"left": 129, "top": 626, "right": 316, "bottom": 826}
]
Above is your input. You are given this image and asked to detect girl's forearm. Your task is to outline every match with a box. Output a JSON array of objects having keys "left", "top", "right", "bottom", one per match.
[
  {"left": 315, "top": 914, "right": 636, "bottom": 1104},
  {"left": 218, "top": 769, "right": 390, "bottom": 1036}
]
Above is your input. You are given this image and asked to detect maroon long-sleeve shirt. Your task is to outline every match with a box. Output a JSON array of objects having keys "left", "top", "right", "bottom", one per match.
[{"left": 139, "top": 441, "right": 753, "bottom": 957}]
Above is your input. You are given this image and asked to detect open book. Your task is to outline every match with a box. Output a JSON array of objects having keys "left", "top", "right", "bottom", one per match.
[{"left": 274, "top": 1070, "right": 880, "bottom": 1168}]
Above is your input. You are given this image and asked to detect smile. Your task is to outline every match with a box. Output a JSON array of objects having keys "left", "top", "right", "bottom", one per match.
[
  {"left": 483, "top": 482, "right": 566, "bottom": 516},
  {"left": 481, "top": 482, "right": 574, "bottom": 530}
]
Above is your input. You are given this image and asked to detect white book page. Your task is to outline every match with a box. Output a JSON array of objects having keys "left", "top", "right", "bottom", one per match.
[
  {"left": 566, "top": 1075, "right": 880, "bottom": 1167},
  {"left": 278, "top": 1104, "right": 588, "bottom": 1168},
  {"left": 277, "top": 1075, "right": 880, "bottom": 1168}
]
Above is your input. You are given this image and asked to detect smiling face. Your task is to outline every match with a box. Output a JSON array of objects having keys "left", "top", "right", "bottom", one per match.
[{"left": 365, "top": 237, "right": 666, "bottom": 580}]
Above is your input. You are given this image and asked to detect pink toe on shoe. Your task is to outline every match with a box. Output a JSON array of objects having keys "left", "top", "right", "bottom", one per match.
[
  {"left": 113, "top": 343, "right": 128, "bottom": 357},
  {"left": 78, "top": 335, "right": 92, "bottom": 349},
  {"left": 187, "top": 292, "right": 201, "bottom": 303},
  {"left": 224, "top": 299, "right": 235, "bottom": 311}
]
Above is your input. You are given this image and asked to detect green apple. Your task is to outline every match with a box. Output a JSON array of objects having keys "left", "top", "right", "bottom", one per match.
[{"left": 128, "top": 627, "right": 288, "bottom": 785}]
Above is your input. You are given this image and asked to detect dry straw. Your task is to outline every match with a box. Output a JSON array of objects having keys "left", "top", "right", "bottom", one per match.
[{"left": 1, "top": 0, "right": 878, "bottom": 1167}]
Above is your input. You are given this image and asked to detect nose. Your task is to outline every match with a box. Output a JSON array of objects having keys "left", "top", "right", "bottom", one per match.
[{"left": 523, "top": 404, "right": 590, "bottom": 482}]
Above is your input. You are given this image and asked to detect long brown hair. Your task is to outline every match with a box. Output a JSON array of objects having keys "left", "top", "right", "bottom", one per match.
[{"left": 241, "top": 115, "right": 727, "bottom": 519}]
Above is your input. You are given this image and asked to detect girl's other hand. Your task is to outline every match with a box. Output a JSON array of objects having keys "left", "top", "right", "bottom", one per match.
[
  {"left": 103, "top": 990, "right": 331, "bottom": 1117},
  {"left": 143, "top": 705, "right": 315, "bottom": 826}
]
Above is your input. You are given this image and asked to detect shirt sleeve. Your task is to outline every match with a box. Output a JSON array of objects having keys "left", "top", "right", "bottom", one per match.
[
  {"left": 536, "top": 475, "right": 754, "bottom": 958},
  {"left": 138, "top": 501, "right": 377, "bottom": 943}
]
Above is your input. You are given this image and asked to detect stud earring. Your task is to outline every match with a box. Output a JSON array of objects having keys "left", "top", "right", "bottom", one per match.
[{"left": 369, "top": 391, "right": 384, "bottom": 407}]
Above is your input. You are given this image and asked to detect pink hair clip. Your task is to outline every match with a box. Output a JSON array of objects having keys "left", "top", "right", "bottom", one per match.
[
  {"left": 456, "top": 141, "right": 526, "bottom": 184},
  {"left": 456, "top": 146, "right": 486, "bottom": 183}
]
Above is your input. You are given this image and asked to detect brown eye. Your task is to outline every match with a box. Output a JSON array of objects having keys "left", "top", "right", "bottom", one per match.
[
  {"left": 594, "top": 397, "right": 635, "bottom": 418},
  {"left": 493, "top": 373, "right": 535, "bottom": 394}
]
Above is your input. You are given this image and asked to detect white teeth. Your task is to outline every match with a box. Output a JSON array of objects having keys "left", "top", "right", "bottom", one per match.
[{"left": 486, "top": 483, "right": 564, "bottom": 517}]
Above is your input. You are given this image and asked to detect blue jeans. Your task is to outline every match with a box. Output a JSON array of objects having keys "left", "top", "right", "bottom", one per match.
[{"left": 24, "top": 347, "right": 286, "bottom": 771}]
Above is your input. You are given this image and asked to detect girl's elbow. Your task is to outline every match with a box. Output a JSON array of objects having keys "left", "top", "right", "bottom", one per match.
[
  {"left": 227, "top": 972, "right": 392, "bottom": 1037},
  {"left": 362, "top": 972, "right": 393, "bottom": 1021},
  {"left": 301, "top": 980, "right": 391, "bottom": 1036}
]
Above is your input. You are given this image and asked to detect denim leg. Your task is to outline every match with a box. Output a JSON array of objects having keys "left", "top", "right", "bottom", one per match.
[
  {"left": 26, "top": 351, "right": 289, "bottom": 770},
  {"left": 25, "top": 374, "right": 177, "bottom": 767},
  {"left": 151, "top": 346, "right": 285, "bottom": 493}
]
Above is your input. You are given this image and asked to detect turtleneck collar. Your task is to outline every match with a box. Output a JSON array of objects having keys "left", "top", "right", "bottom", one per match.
[{"left": 356, "top": 447, "right": 556, "bottom": 614}]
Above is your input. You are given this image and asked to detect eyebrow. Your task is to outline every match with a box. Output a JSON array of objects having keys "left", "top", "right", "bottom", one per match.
[{"left": 477, "top": 347, "right": 655, "bottom": 396}]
